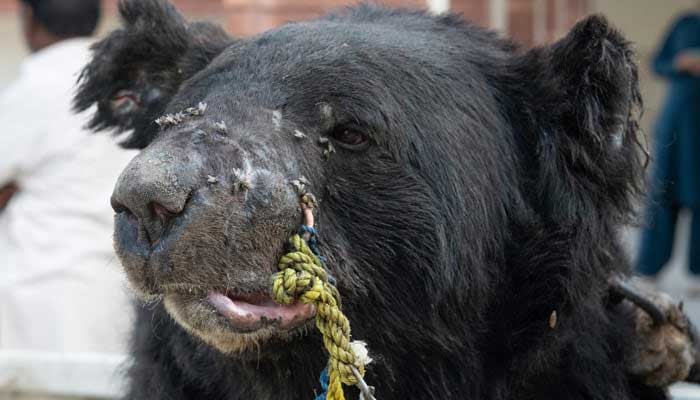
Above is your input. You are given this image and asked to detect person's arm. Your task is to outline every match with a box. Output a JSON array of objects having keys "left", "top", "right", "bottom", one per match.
[
  {"left": 0, "top": 78, "right": 48, "bottom": 190},
  {"left": 0, "top": 182, "right": 18, "bottom": 211},
  {"left": 0, "top": 90, "right": 26, "bottom": 212},
  {"left": 652, "top": 16, "right": 696, "bottom": 78}
]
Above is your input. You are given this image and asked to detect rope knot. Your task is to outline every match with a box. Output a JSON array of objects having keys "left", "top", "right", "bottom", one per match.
[{"left": 271, "top": 232, "right": 365, "bottom": 399}]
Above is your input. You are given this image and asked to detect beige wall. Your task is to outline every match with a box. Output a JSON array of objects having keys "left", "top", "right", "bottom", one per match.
[
  {"left": 589, "top": 0, "right": 698, "bottom": 136},
  {"left": 0, "top": 14, "right": 25, "bottom": 88}
]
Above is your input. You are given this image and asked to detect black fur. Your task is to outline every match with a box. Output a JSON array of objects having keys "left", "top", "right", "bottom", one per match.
[{"left": 75, "top": 1, "right": 657, "bottom": 399}]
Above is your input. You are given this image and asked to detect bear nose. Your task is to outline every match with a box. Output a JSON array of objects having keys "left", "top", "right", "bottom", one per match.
[
  {"left": 110, "top": 150, "right": 201, "bottom": 245},
  {"left": 111, "top": 196, "right": 185, "bottom": 244}
]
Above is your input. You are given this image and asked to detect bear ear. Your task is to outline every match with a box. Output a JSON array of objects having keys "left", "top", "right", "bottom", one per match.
[
  {"left": 73, "top": 0, "right": 232, "bottom": 149},
  {"left": 516, "top": 15, "right": 646, "bottom": 225}
]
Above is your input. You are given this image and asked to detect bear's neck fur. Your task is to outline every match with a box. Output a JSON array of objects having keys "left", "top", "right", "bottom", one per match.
[{"left": 127, "top": 304, "right": 496, "bottom": 399}]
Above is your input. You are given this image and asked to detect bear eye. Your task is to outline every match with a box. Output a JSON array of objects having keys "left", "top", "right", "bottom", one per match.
[{"left": 329, "top": 126, "right": 370, "bottom": 151}]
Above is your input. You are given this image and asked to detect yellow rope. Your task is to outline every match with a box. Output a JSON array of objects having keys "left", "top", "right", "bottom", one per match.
[{"left": 271, "top": 234, "right": 364, "bottom": 400}]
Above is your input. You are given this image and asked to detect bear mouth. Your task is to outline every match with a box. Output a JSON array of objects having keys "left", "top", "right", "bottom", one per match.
[
  {"left": 205, "top": 291, "right": 315, "bottom": 332},
  {"left": 162, "top": 289, "right": 317, "bottom": 353},
  {"left": 163, "top": 287, "right": 316, "bottom": 335}
]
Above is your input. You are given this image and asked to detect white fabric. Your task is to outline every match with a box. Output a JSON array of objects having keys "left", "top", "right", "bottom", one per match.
[{"left": 0, "top": 38, "right": 137, "bottom": 356}]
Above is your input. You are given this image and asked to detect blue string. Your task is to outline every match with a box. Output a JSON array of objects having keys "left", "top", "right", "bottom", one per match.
[
  {"left": 298, "top": 225, "right": 335, "bottom": 285},
  {"left": 314, "top": 367, "right": 330, "bottom": 400},
  {"left": 302, "top": 225, "right": 334, "bottom": 400},
  {"left": 299, "top": 225, "right": 321, "bottom": 256}
]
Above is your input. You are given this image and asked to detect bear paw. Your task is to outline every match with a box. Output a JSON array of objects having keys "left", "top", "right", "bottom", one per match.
[{"left": 612, "top": 277, "right": 696, "bottom": 387}]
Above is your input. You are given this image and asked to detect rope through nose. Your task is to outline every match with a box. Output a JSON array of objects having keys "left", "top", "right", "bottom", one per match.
[{"left": 271, "top": 192, "right": 375, "bottom": 400}]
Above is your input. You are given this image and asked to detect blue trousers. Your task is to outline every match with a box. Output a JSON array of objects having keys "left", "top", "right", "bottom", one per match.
[{"left": 636, "top": 204, "right": 700, "bottom": 276}]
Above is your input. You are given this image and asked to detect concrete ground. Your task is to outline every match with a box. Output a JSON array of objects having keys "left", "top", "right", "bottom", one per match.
[{"left": 0, "top": 394, "right": 98, "bottom": 400}]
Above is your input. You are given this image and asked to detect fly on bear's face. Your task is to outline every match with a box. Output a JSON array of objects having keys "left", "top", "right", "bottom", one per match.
[
  {"left": 108, "top": 96, "right": 319, "bottom": 352},
  {"left": 75, "top": 1, "right": 696, "bottom": 399}
]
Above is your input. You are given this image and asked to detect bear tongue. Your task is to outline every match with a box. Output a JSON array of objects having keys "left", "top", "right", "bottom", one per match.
[{"left": 207, "top": 292, "right": 315, "bottom": 331}]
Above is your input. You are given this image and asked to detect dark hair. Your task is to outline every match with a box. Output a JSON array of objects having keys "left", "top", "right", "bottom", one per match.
[{"left": 20, "top": 0, "right": 101, "bottom": 37}]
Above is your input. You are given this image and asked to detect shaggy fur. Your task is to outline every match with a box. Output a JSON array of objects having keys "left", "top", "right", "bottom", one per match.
[{"left": 75, "top": 1, "right": 662, "bottom": 399}]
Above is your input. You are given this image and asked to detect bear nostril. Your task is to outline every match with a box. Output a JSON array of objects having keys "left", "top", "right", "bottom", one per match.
[
  {"left": 111, "top": 197, "right": 133, "bottom": 217},
  {"left": 111, "top": 194, "right": 184, "bottom": 245},
  {"left": 150, "top": 201, "right": 180, "bottom": 225},
  {"left": 111, "top": 149, "right": 197, "bottom": 246}
]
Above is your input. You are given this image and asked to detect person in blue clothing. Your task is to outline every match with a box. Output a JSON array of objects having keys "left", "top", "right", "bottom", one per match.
[{"left": 637, "top": 12, "right": 700, "bottom": 286}]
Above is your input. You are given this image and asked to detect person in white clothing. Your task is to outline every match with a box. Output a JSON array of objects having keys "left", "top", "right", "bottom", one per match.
[{"left": 0, "top": 0, "right": 136, "bottom": 393}]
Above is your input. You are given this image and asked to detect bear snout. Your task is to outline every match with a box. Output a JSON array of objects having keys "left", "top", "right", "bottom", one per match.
[
  {"left": 111, "top": 147, "right": 201, "bottom": 246},
  {"left": 110, "top": 135, "right": 302, "bottom": 299}
]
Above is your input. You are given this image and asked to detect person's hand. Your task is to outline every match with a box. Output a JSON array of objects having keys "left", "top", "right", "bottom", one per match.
[
  {"left": 0, "top": 182, "right": 19, "bottom": 211},
  {"left": 674, "top": 51, "right": 700, "bottom": 76}
]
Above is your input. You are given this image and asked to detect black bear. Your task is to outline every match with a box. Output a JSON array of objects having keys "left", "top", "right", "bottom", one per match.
[{"left": 75, "top": 1, "right": 695, "bottom": 399}]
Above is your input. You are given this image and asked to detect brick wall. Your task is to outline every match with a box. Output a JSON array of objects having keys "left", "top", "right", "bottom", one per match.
[
  {"left": 0, "top": 0, "right": 15, "bottom": 12},
  {"left": 0, "top": 0, "right": 589, "bottom": 44},
  {"left": 511, "top": 0, "right": 587, "bottom": 45},
  {"left": 451, "top": 0, "right": 490, "bottom": 28},
  {"left": 452, "top": 0, "right": 588, "bottom": 45},
  {"left": 103, "top": 0, "right": 226, "bottom": 14},
  {"left": 221, "top": 0, "right": 588, "bottom": 43},
  {"left": 0, "top": 0, "right": 226, "bottom": 14},
  {"left": 224, "top": 0, "right": 426, "bottom": 37}
]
